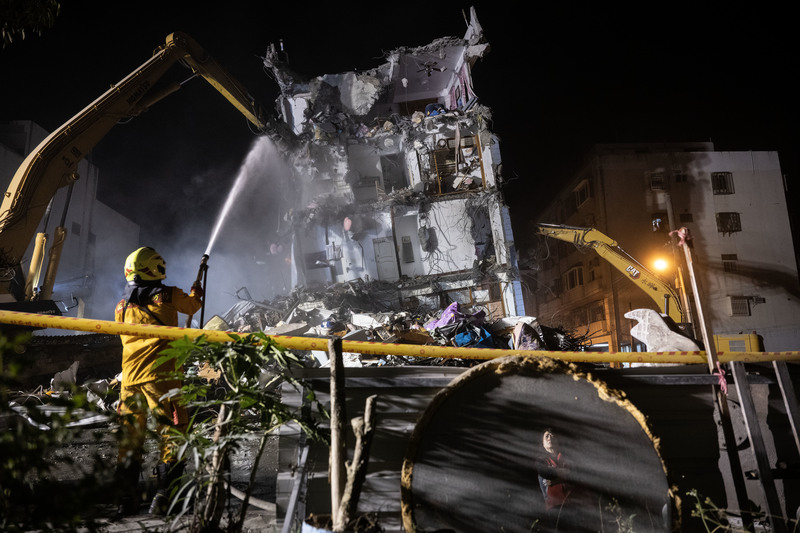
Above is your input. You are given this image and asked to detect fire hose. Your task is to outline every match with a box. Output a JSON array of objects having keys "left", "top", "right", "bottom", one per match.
[{"left": 1, "top": 310, "right": 799, "bottom": 363}]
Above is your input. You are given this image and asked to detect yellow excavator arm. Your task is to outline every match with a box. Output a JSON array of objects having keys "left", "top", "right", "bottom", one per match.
[
  {"left": 0, "top": 32, "right": 268, "bottom": 306},
  {"left": 536, "top": 223, "right": 684, "bottom": 324}
]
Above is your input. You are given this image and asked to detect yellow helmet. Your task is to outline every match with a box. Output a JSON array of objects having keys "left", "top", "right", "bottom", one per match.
[{"left": 124, "top": 247, "right": 166, "bottom": 282}]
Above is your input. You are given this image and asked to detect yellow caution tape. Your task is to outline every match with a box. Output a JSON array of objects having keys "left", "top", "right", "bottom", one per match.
[{"left": 1, "top": 310, "right": 799, "bottom": 364}]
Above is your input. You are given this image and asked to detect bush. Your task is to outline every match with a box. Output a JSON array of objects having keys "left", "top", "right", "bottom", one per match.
[{"left": 155, "top": 333, "right": 328, "bottom": 533}]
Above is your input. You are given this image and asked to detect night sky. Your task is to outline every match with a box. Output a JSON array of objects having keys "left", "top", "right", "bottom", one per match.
[{"left": 3, "top": 1, "right": 796, "bottom": 288}]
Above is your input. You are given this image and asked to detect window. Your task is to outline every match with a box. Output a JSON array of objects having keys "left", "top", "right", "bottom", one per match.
[
  {"left": 674, "top": 171, "right": 689, "bottom": 183},
  {"left": 557, "top": 241, "right": 572, "bottom": 260},
  {"left": 573, "top": 179, "right": 593, "bottom": 208},
  {"left": 326, "top": 243, "right": 342, "bottom": 261},
  {"left": 305, "top": 251, "right": 329, "bottom": 269},
  {"left": 649, "top": 172, "right": 667, "bottom": 190},
  {"left": 565, "top": 266, "right": 584, "bottom": 291},
  {"left": 728, "top": 340, "right": 746, "bottom": 352},
  {"left": 551, "top": 278, "right": 563, "bottom": 297},
  {"left": 729, "top": 296, "right": 750, "bottom": 316},
  {"left": 712, "top": 172, "right": 735, "bottom": 194},
  {"left": 446, "top": 289, "right": 471, "bottom": 305},
  {"left": 587, "top": 257, "right": 600, "bottom": 282},
  {"left": 716, "top": 212, "right": 742, "bottom": 233},
  {"left": 722, "top": 254, "right": 738, "bottom": 273},
  {"left": 589, "top": 301, "right": 605, "bottom": 323}
]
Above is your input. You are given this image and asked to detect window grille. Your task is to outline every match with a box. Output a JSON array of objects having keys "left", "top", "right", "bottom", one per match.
[
  {"left": 649, "top": 172, "right": 667, "bottom": 190},
  {"left": 722, "top": 253, "right": 738, "bottom": 273},
  {"left": 712, "top": 172, "right": 735, "bottom": 194},
  {"left": 729, "top": 296, "right": 750, "bottom": 316},
  {"left": 716, "top": 212, "right": 741, "bottom": 233}
]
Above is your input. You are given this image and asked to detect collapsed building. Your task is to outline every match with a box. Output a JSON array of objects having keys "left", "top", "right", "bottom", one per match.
[{"left": 231, "top": 8, "right": 525, "bottom": 336}]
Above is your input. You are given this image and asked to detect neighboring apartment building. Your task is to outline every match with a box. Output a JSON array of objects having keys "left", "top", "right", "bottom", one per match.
[
  {"left": 0, "top": 120, "right": 140, "bottom": 323},
  {"left": 257, "top": 7, "right": 525, "bottom": 319},
  {"left": 525, "top": 142, "right": 800, "bottom": 351}
]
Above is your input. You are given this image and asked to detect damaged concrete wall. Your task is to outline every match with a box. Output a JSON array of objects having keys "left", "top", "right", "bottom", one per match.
[
  {"left": 253, "top": 6, "right": 524, "bottom": 320},
  {"left": 418, "top": 200, "right": 477, "bottom": 273}
]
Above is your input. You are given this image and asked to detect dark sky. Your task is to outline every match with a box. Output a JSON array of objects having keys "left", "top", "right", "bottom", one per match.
[{"left": 3, "top": 1, "right": 796, "bottom": 266}]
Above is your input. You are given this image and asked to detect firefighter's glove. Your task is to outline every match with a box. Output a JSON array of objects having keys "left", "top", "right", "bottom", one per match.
[{"left": 191, "top": 283, "right": 204, "bottom": 298}]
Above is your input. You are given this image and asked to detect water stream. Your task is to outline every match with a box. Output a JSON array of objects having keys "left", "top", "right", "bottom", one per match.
[
  {"left": 197, "top": 134, "right": 295, "bottom": 319},
  {"left": 205, "top": 136, "right": 274, "bottom": 256}
]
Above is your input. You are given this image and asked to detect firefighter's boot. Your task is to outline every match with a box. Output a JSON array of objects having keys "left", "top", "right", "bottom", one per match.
[
  {"left": 149, "top": 460, "right": 185, "bottom": 515},
  {"left": 114, "top": 460, "right": 142, "bottom": 518}
]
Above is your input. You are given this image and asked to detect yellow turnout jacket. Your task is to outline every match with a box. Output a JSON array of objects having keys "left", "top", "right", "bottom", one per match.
[{"left": 115, "top": 284, "right": 202, "bottom": 386}]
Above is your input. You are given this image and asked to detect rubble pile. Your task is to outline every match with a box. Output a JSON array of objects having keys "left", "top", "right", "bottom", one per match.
[{"left": 207, "top": 284, "right": 591, "bottom": 368}]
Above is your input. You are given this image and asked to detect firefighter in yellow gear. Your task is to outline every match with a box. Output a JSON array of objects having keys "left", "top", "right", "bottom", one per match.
[{"left": 113, "top": 246, "right": 203, "bottom": 517}]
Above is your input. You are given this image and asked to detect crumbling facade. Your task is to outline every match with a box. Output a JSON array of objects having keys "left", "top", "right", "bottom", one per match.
[{"left": 260, "top": 8, "right": 524, "bottom": 322}]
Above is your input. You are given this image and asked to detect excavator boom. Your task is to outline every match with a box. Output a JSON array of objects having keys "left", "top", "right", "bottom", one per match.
[
  {"left": 536, "top": 223, "right": 684, "bottom": 324},
  {"left": 0, "top": 32, "right": 268, "bottom": 307}
]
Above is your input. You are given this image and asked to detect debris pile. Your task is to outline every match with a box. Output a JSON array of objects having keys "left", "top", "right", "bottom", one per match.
[
  {"left": 206, "top": 285, "right": 591, "bottom": 368},
  {"left": 1, "top": 359, "right": 117, "bottom": 430}
]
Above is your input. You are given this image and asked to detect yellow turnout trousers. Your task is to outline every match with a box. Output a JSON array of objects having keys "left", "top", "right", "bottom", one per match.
[{"left": 117, "top": 379, "right": 188, "bottom": 464}]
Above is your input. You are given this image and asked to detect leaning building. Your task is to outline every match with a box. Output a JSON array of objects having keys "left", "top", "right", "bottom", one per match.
[{"left": 259, "top": 7, "right": 524, "bottom": 321}]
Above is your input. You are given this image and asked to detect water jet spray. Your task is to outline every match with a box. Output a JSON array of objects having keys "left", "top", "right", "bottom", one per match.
[{"left": 185, "top": 254, "right": 209, "bottom": 327}]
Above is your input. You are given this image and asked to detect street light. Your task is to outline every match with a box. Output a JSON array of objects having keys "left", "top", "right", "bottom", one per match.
[
  {"left": 652, "top": 255, "right": 694, "bottom": 330},
  {"left": 653, "top": 257, "right": 670, "bottom": 273}
]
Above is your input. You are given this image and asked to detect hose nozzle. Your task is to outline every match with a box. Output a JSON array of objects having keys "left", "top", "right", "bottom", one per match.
[
  {"left": 194, "top": 254, "right": 209, "bottom": 284},
  {"left": 187, "top": 254, "right": 209, "bottom": 328}
]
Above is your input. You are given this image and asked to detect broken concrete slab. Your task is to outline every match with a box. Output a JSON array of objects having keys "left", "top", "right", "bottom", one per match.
[
  {"left": 625, "top": 308, "right": 702, "bottom": 366},
  {"left": 265, "top": 321, "right": 311, "bottom": 337}
]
